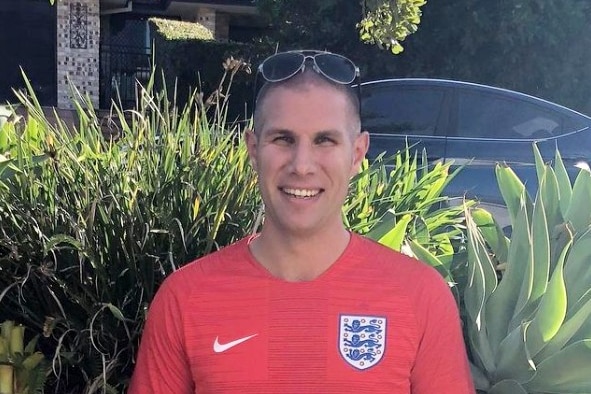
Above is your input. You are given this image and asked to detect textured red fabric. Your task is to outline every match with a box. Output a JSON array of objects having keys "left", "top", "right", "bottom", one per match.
[{"left": 128, "top": 234, "right": 475, "bottom": 393}]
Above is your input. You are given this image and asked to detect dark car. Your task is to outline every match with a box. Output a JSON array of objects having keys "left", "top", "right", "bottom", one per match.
[{"left": 360, "top": 78, "right": 591, "bottom": 222}]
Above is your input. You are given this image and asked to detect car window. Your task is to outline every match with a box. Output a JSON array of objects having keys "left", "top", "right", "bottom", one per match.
[
  {"left": 457, "top": 90, "right": 563, "bottom": 139},
  {"left": 361, "top": 85, "right": 445, "bottom": 136}
]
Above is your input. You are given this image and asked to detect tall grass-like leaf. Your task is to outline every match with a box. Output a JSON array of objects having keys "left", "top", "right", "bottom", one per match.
[
  {"left": 372, "top": 212, "right": 412, "bottom": 251},
  {"left": 0, "top": 61, "right": 474, "bottom": 393},
  {"left": 407, "top": 239, "right": 452, "bottom": 284},
  {"left": 352, "top": 147, "right": 473, "bottom": 283},
  {"left": 0, "top": 63, "right": 261, "bottom": 393}
]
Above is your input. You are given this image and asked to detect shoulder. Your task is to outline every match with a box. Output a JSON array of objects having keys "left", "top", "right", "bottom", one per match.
[
  {"left": 159, "top": 237, "right": 252, "bottom": 297},
  {"left": 350, "top": 234, "right": 453, "bottom": 301},
  {"left": 352, "top": 234, "right": 442, "bottom": 279}
]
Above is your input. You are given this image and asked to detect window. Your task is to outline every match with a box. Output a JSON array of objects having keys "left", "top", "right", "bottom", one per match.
[
  {"left": 457, "top": 90, "right": 563, "bottom": 139},
  {"left": 361, "top": 85, "right": 445, "bottom": 136}
]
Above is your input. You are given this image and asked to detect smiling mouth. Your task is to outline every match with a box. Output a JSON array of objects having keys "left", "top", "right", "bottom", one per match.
[{"left": 281, "top": 188, "right": 322, "bottom": 198}]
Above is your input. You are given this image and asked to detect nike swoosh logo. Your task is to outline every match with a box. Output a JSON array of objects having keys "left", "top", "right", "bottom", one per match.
[{"left": 213, "top": 334, "right": 258, "bottom": 353}]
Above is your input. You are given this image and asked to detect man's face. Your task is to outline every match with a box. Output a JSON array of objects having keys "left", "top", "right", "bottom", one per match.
[{"left": 246, "top": 82, "right": 369, "bottom": 238}]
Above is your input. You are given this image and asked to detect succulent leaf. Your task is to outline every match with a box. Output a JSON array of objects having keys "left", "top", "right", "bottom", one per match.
[
  {"left": 536, "top": 291, "right": 591, "bottom": 362},
  {"left": 553, "top": 149, "right": 572, "bottom": 216},
  {"left": 495, "top": 164, "right": 532, "bottom": 226},
  {"left": 564, "top": 228, "right": 591, "bottom": 310},
  {"left": 0, "top": 364, "right": 14, "bottom": 394},
  {"left": 495, "top": 322, "right": 535, "bottom": 383},
  {"left": 471, "top": 207, "right": 509, "bottom": 264},
  {"left": 464, "top": 210, "right": 497, "bottom": 373},
  {"left": 485, "top": 194, "right": 531, "bottom": 351},
  {"left": 524, "top": 339, "right": 591, "bottom": 392},
  {"left": 525, "top": 238, "right": 569, "bottom": 358},
  {"left": 9, "top": 326, "right": 24, "bottom": 356},
  {"left": 466, "top": 148, "right": 591, "bottom": 392},
  {"left": 488, "top": 379, "right": 528, "bottom": 394},
  {"left": 564, "top": 170, "right": 591, "bottom": 234}
]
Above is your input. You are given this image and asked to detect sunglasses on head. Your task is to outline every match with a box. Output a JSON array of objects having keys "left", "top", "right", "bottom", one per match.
[
  {"left": 258, "top": 50, "right": 359, "bottom": 85},
  {"left": 253, "top": 50, "right": 360, "bottom": 111}
]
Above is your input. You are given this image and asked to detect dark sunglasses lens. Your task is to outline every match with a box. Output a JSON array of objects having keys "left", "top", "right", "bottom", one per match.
[
  {"left": 260, "top": 52, "right": 304, "bottom": 82},
  {"left": 315, "top": 54, "right": 357, "bottom": 84}
]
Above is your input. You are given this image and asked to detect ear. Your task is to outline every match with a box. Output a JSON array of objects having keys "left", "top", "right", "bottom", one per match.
[
  {"left": 245, "top": 129, "right": 258, "bottom": 171},
  {"left": 350, "top": 131, "right": 369, "bottom": 176}
]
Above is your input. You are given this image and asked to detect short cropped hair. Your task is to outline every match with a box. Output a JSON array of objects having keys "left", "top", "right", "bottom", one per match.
[{"left": 253, "top": 70, "right": 361, "bottom": 135}]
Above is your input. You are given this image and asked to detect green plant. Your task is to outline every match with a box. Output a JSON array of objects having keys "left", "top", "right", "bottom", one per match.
[
  {"left": 358, "top": 0, "right": 427, "bottom": 54},
  {"left": 0, "top": 106, "right": 11, "bottom": 130},
  {"left": 464, "top": 145, "right": 591, "bottom": 393},
  {"left": 150, "top": 17, "right": 214, "bottom": 41},
  {"left": 346, "top": 149, "right": 474, "bottom": 294},
  {"left": 0, "top": 65, "right": 260, "bottom": 392},
  {"left": 0, "top": 320, "right": 48, "bottom": 394},
  {"left": 1, "top": 64, "right": 473, "bottom": 392}
]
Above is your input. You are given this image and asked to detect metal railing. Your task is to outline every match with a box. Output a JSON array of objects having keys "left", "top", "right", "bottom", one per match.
[{"left": 100, "top": 44, "right": 151, "bottom": 109}]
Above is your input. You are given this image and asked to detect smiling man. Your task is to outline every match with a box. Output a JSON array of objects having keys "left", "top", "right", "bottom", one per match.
[{"left": 129, "top": 50, "right": 475, "bottom": 393}]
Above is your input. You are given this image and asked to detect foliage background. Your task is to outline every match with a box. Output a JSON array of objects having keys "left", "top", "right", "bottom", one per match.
[
  {"left": 150, "top": 18, "right": 274, "bottom": 122},
  {"left": 255, "top": 0, "right": 591, "bottom": 115},
  {"left": 0, "top": 69, "right": 469, "bottom": 392}
]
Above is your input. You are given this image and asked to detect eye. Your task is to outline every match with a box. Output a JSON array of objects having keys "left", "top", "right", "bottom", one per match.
[
  {"left": 272, "top": 134, "right": 294, "bottom": 145},
  {"left": 315, "top": 135, "right": 336, "bottom": 145}
]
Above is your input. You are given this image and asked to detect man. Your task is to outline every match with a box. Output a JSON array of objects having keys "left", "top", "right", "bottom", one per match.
[{"left": 129, "top": 50, "right": 475, "bottom": 393}]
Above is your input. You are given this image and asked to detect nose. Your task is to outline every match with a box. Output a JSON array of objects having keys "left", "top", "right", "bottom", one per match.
[{"left": 290, "top": 141, "right": 316, "bottom": 175}]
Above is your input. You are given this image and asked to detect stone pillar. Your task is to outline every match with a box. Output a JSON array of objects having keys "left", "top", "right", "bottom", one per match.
[
  {"left": 56, "top": 0, "right": 100, "bottom": 109},
  {"left": 196, "top": 7, "right": 216, "bottom": 34},
  {"left": 193, "top": 7, "right": 230, "bottom": 41},
  {"left": 215, "top": 13, "right": 230, "bottom": 42}
]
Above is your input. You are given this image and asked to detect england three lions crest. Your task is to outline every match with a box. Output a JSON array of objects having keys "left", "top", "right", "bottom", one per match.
[{"left": 339, "top": 314, "right": 387, "bottom": 370}]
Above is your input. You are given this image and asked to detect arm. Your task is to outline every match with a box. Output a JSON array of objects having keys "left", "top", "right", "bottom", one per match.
[
  {"left": 410, "top": 269, "right": 475, "bottom": 394},
  {"left": 128, "top": 279, "right": 194, "bottom": 394}
]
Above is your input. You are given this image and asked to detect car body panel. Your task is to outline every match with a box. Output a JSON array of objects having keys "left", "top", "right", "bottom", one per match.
[{"left": 360, "top": 78, "right": 591, "bottom": 208}]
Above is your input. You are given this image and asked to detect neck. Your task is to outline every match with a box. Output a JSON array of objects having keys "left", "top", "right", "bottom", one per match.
[{"left": 249, "top": 226, "right": 351, "bottom": 282}]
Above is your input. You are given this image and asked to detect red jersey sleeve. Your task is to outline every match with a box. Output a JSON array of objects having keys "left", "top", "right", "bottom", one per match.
[
  {"left": 128, "top": 278, "right": 194, "bottom": 394},
  {"left": 409, "top": 267, "right": 475, "bottom": 394}
]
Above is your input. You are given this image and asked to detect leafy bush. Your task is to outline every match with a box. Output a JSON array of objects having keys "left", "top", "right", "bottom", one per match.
[
  {"left": 0, "top": 68, "right": 261, "bottom": 392},
  {"left": 350, "top": 150, "right": 473, "bottom": 295},
  {"left": 0, "top": 320, "right": 48, "bottom": 394},
  {"left": 464, "top": 145, "right": 591, "bottom": 393},
  {"left": 1, "top": 67, "right": 472, "bottom": 392},
  {"left": 149, "top": 17, "right": 214, "bottom": 41}
]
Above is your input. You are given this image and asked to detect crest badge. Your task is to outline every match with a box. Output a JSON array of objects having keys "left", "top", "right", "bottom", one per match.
[{"left": 338, "top": 314, "right": 387, "bottom": 370}]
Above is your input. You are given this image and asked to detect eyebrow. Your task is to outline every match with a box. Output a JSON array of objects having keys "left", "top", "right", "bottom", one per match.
[{"left": 264, "top": 128, "right": 343, "bottom": 137}]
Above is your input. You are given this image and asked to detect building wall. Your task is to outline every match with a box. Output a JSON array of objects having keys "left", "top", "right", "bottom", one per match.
[{"left": 57, "top": 0, "right": 100, "bottom": 109}]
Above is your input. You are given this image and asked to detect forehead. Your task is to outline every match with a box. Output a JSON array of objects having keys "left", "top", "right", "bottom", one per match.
[{"left": 257, "top": 83, "right": 354, "bottom": 135}]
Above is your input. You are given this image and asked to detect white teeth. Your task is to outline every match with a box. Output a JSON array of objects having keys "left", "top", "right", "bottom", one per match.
[{"left": 283, "top": 188, "right": 320, "bottom": 198}]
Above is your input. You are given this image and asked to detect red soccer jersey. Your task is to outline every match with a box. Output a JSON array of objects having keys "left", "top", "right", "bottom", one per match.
[{"left": 129, "top": 233, "right": 475, "bottom": 393}]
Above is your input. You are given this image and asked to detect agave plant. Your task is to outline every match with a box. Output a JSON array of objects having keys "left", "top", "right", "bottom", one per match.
[{"left": 464, "top": 144, "right": 591, "bottom": 393}]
